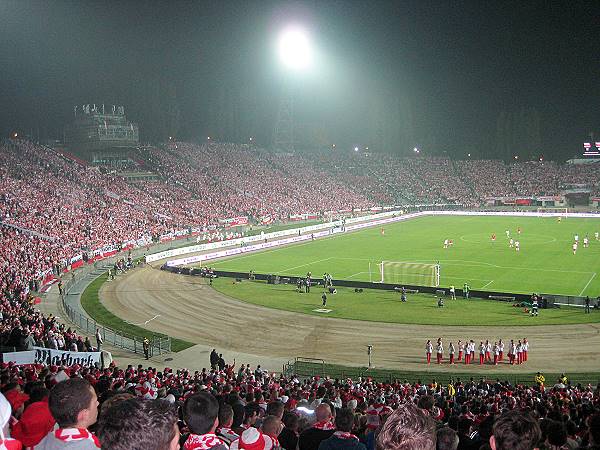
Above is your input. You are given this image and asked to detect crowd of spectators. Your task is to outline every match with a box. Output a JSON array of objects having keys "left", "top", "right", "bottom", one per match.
[
  {"left": 2, "top": 138, "right": 600, "bottom": 448},
  {"left": 0, "top": 356, "right": 599, "bottom": 449}
]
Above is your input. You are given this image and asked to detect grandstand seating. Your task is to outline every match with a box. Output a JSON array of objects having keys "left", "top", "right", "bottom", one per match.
[{"left": 2, "top": 138, "right": 600, "bottom": 448}]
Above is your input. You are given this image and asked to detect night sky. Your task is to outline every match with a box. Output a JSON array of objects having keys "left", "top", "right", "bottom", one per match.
[{"left": 1, "top": 0, "right": 599, "bottom": 160}]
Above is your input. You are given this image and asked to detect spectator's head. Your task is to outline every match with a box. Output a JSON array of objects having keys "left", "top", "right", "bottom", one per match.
[
  {"left": 219, "top": 403, "right": 234, "bottom": 429},
  {"left": 244, "top": 403, "right": 262, "bottom": 426},
  {"left": 49, "top": 378, "right": 98, "bottom": 429},
  {"left": 315, "top": 403, "right": 332, "bottom": 422},
  {"left": 335, "top": 408, "right": 355, "bottom": 433},
  {"left": 545, "top": 420, "right": 567, "bottom": 448},
  {"left": 417, "top": 396, "right": 434, "bottom": 413},
  {"left": 282, "top": 411, "right": 299, "bottom": 432},
  {"left": 184, "top": 392, "right": 220, "bottom": 435},
  {"left": 588, "top": 413, "right": 600, "bottom": 447},
  {"left": 490, "top": 411, "right": 541, "bottom": 450},
  {"left": 261, "top": 415, "right": 283, "bottom": 437},
  {"left": 98, "top": 398, "right": 179, "bottom": 450},
  {"left": 266, "top": 401, "right": 285, "bottom": 419},
  {"left": 376, "top": 403, "right": 436, "bottom": 450},
  {"left": 436, "top": 427, "right": 458, "bottom": 450}
]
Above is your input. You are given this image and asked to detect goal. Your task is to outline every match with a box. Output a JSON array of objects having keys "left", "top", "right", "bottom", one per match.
[
  {"left": 369, "top": 261, "right": 440, "bottom": 287},
  {"left": 536, "top": 207, "right": 568, "bottom": 216}
]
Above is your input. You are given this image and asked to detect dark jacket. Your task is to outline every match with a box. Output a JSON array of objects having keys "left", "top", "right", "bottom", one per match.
[
  {"left": 279, "top": 428, "right": 299, "bottom": 450},
  {"left": 318, "top": 436, "right": 366, "bottom": 450},
  {"left": 299, "top": 429, "right": 335, "bottom": 450}
]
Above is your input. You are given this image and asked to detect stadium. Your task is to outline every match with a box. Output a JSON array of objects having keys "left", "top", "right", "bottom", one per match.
[{"left": 2, "top": 2, "right": 600, "bottom": 450}]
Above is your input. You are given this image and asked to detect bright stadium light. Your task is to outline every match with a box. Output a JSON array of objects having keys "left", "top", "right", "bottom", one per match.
[{"left": 278, "top": 26, "right": 313, "bottom": 71}]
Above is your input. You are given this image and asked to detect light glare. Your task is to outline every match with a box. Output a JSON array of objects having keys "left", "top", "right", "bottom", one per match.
[{"left": 278, "top": 27, "right": 312, "bottom": 71}]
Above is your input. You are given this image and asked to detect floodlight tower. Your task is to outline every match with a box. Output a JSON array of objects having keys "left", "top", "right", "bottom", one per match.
[{"left": 272, "top": 26, "right": 313, "bottom": 152}]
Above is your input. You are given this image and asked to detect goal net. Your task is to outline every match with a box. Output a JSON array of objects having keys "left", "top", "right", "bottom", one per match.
[
  {"left": 370, "top": 261, "right": 440, "bottom": 287},
  {"left": 536, "top": 207, "right": 568, "bottom": 216}
]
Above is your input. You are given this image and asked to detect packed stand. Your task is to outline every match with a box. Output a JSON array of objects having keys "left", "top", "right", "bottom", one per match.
[{"left": 0, "top": 352, "right": 599, "bottom": 449}]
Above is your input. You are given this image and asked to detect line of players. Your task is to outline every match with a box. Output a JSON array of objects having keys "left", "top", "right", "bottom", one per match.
[
  {"left": 571, "top": 232, "right": 598, "bottom": 254},
  {"left": 493, "top": 227, "right": 600, "bottom": 254},
  {"left": 425, "top": 337, "right": 529, "bottom": 366}
]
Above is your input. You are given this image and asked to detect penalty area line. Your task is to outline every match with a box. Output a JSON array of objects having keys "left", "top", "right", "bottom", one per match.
[
  {"left": 579, "top": 272, "right": 597, "bottom": 296},
  {"left": 480, "top": 280, "right": 494, "bottom": 289}
]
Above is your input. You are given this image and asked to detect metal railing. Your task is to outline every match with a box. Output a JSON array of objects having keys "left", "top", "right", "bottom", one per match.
[
  {"left": 60, "top": 295, "right": 170, "bottom": 356},
  {"left": 284, "top": 358, "right": 600, "bottom": 387},
  {"left": 55, "top": 248, "right": 175, "bottom": 357}
]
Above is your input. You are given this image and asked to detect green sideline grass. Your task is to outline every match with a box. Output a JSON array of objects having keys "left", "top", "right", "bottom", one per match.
[
  {"left": 286, "top": 360, "right": 600, "bottom": 386},
  {"left": 212, "top": 279, "right": 599, "bottom": 326},
  {"left": 205, "top": 215, "right": 600, "bottom": 296},
  {"left": 81, "top": 272, "right": 194, "bottom": 352}
]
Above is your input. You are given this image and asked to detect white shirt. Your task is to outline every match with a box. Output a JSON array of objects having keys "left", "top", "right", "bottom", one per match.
[{"left": 426, "top": 342, "right": 433, "bottom": 353}]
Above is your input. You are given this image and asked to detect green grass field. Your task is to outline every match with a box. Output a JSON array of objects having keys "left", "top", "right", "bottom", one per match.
[
  {"left": 207, "top": 215, "right": 600, "bottom": 296},
  {"left": 212, "top": 279, "right": 600, "bottom": 326}
]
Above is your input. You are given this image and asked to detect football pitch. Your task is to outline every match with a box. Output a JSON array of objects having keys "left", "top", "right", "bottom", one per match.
[{"left": 206, "top": 215, "right": 600, "bottom": 297}]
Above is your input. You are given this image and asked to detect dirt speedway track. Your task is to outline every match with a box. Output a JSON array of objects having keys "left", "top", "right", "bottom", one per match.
[{"left": 100, "top": 266, "right": 600, "bottom": 373}]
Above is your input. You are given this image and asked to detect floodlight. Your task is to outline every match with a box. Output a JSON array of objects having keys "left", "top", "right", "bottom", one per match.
[
  {"left": 278, "top": 27, "right": 312, "bottom": 71},
  {"left": 354, "top": 146, "right": 359, "bottom": 152}
]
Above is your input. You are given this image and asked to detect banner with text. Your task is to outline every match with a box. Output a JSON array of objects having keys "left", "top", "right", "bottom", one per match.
[{"left": 1, "top": 347, "right": 102, "bottom": 367}]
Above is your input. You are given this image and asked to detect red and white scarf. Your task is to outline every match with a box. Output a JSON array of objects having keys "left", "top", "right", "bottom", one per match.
[
  {"left": 333, "top": 432, "right": 358, "bottom": 441},
  {"left": 185, "top": 433, "right": 227, "bottom": 450},
  {"left": 54, "top": 428, "right": 100, "bottom": 448},
  {"left": 313, "top": 420, "right": 335, "bottom": 431}
]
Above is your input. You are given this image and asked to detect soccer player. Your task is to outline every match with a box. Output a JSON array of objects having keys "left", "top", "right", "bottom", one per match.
[
  {"left": 493, "top": 342, "right": 499, "bottom": 365},
  {"left": 509, "top": 238, "right": 514, "bottom": 248},
  {"left": 491, "top": 233, "right": 496, "bottom": 242},
  {"left": 436, "top": 338, "right": 443, "bottom": 364},
  {"left": 508, "top": 340, "right": 516, "bottom": 365},
  {"left": 515, "top": 240, "right": 520, "bottom": 252},
  {"left": 498, "top": 339, "right": 504, "bottom": 361},
  {"left": 469, "top": 339, "right": 475, "bottom": 363},
  {"left": 464, "top": 339, "right": 470, "bottom": 364},
  {"left": 517, "top": 227, "right": 522, "bottom": 235},
  {"left": 516, "top": 340, "right": 523, "bottom": 364},
  {"left": 400, "top": 286, "right": 407, "bottom": 302},
  {"left": 457, "top": 340, "right": 464, "bottom": 361},
  {"left": 425, "top": 340, "right": 433, "bottom": 365},
  {"left": 479, "top": 341, "right": 485, "bottom": 365},
  {"left": 522, "top": 338, "right": 529, "bottom": 362},
  {"left": 381, "top": 227, "right": 385, "bottom": 236},
  {"left": 505, "top": 229, "right": 510, "bottom": 238},
  {"left": 485, "top": 340, "right": 492, "bottom": 362},
  {"left": 443, "top": 239, "right": 449, "bottom": 249},
  {"left": 572, "top": 241, "right": 578, "bottom": 255},
  {"left": 584, "top": 235, "right": 589, "bottom": 248},
  {"left": 448, "top": 342, "right": 455, "bottom": 364},
  {"left": 574, "top": 233, "right": 579, "bottom": 243},
  {"left": 595, "top": 231, "right": 599, "bottom": 241},
  {"left": 321, "top": 292, "right": 327, "bottom": 307},
  {"left": 449, "top": 285, "right": 456, "bottom": 299}
]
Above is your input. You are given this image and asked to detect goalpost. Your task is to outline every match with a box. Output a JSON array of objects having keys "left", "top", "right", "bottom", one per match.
[
  {"left": 369, "top": 261, "right": 440, "bottom": 287},
  {"left": 536, "top": 207, "right": 568, "bottom": 217}
]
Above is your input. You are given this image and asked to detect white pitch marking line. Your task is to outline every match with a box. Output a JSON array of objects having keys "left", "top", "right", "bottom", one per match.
[
  {"left": 278, "top": 257, "right": 333, "bottom": 274},
  {"left": 130, "top": 314, "right": 161, "bottom": 326},
  {"left": 346, "top": 271, "right": 368, "bottom": 279},
  {"left": 579, "top": 272, "right": 597, "bottom": 296},
  {"left": 481, "top": 280, "right": 494, "bottom": 289}
]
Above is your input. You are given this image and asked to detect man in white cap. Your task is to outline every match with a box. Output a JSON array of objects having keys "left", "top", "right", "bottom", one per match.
[
  {"left": 230, "top": 428, "right": 275, "bottom": 450},
  {"left": 0, "top": 392, "right": 23, "bottom": 449}
]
